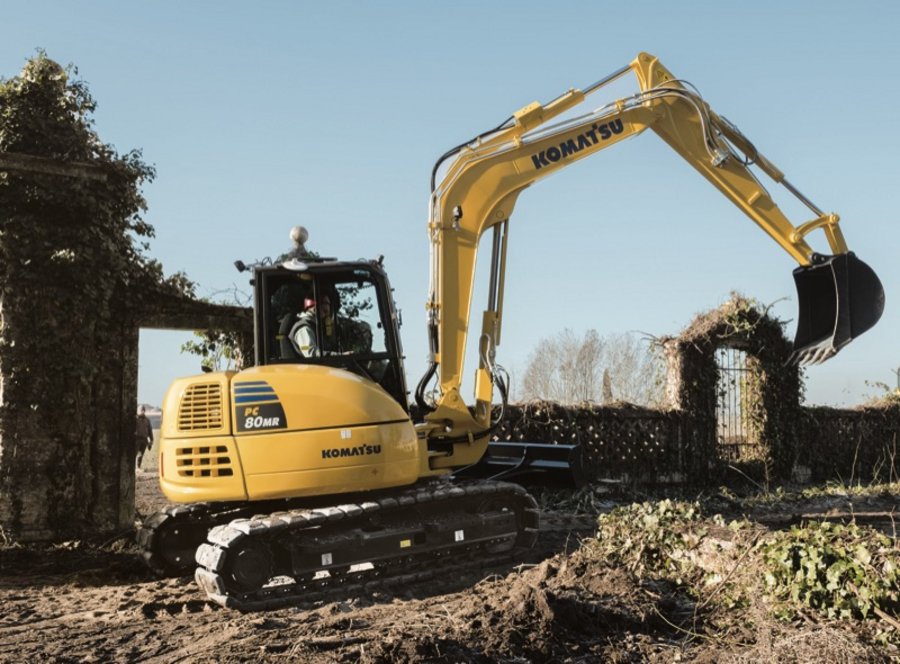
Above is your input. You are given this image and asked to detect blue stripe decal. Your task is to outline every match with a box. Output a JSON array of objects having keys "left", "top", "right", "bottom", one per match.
[
  {"left": 236, "top": 381, "right": 270, "bottom": 387},
  {"left": 235, "top": 387, "right": 276, "bottom": 395},
  {"left": 234, "top": 395, "right": 280, "bottom": 404}
]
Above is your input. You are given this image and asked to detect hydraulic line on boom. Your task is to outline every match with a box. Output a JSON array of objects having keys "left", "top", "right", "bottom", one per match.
[{"left": 416, "top": 51, "right": 884, "bottom": 465}]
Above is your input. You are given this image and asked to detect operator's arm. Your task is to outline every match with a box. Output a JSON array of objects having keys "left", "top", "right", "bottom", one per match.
[
  {"left": 292, "top": 316, "right": 358, "bottom": 358},
  {"left": 291, "top": 319, "right": 320, "bottom": 358}
]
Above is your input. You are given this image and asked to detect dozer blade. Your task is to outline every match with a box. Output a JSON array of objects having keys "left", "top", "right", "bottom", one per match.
[
  {"left": 454, "top": 441, "right": 586, "bottom": 487},
  {"left": 790, "top": 253, "right": 884, "bottom": 365}
]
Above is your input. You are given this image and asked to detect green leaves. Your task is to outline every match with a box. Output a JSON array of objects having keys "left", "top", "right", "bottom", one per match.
[
  {"left": 594, "top": 499, "right": 710, "bottom": 578},
  {"left": 181, "top": 329, "right": 244, "bottom": 373},
  {"left": 762, "top": 521, "right": 900, "bottom": 620},
  {"left": 590, "top": 497, "right": 900, "bottom": 627},
  {"left": 0, "top": 52, "right": 169, "bottom": 302}
]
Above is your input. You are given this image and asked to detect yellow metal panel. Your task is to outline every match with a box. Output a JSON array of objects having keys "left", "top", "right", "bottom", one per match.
[
  {"left": 238, "top": 420, "right": 419, "bottom": 500},
  {"left": 474, "top": 368, "right": 493, "bottom": 405},
  {"left": 233, "top": 364, "right": 409, "bottom": 434},
  {"left": 161, "top": 372, "right": 235, "bottom": 440},
  {"left": 159, "top": 364, "right": 421, "bottom": 503},
  {"left": 159, "top": 434, "right": 248, "bottom": 502}
]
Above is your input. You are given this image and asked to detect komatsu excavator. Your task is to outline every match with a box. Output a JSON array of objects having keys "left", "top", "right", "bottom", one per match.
[{"left": 138, "top": 52, "right": 884, "bottom": 609}]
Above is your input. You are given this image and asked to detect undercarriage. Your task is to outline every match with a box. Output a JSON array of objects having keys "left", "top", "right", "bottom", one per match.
[{"left": 138, "top": 479, "right": 540, "bottom": 611}]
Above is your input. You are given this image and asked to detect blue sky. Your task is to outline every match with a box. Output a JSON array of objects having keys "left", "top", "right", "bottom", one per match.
[{"left": 3, "top": 1, "right": 897, "bottom": 406}]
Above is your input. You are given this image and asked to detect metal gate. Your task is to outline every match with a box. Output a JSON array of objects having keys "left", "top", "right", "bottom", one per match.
[{"left": 715, "top": 346, "right": 757, "bottom": 460}]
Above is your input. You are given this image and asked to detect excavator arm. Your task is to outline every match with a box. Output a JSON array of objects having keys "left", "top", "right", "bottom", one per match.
[{"left": 417, "top": 52, "right": 884, "bottom": 471}]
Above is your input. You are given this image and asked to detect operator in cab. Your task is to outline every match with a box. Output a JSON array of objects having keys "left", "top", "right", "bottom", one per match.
[
  {"left": 290, "top": 291, "right": 376, "bottom": 360},
  {"left": 291, "top": 294, "right": 343, "bottom": 357}
]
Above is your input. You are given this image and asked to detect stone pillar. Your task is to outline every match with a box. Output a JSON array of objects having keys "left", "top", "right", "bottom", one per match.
[
  {"left": 0, "top": 55, "right": 253, "bottom": 542},
  {"left": 0, "top": 231, "right": 139, "bottom": 540},
  {"left": 660, "top": 296, "right": 804, "bottom": 483},
  {"left": 662, "top": 337, "right": 719, "bottom": 482}
]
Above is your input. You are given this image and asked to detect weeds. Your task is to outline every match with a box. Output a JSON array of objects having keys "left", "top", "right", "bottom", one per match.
[
  {"left": 583, "top": 492, "right": 900, "bottom": 638},
  {"left": 591, "top": 499, "right": 714, "bottom": 578},
  {"left": 763, "top": 521, "right": 900, "bottom": 620}
]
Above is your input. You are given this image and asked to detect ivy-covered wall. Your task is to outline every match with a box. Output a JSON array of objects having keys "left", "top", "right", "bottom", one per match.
[
  {"left": 493, "top": 296, "right": 898, "bottom": 487},
  {"left": 0, "top": 55, "right": 251, "bottom": 541},
  {"left": 661, "top": 295, "right": 803, "bottom": 480},
  {"left": 798, "top": 401, "right": 900, "bottom": 483},
  {"left": 490, "top": 401, "right": 687, "bottom": 483}
]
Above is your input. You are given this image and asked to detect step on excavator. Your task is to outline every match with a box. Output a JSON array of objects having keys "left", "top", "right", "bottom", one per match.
[{"left": 137, "top": 52, "right": 884, "bottom": 610}]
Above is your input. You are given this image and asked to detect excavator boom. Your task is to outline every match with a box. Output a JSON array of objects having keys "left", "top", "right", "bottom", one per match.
[{"left": 419, "top": 51, "right": 884, "bottom": 462}]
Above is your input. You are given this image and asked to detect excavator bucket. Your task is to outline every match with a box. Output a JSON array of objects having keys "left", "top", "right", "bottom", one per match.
[{"left": 790, "top": 253, "right": 884, "bottom": 365}]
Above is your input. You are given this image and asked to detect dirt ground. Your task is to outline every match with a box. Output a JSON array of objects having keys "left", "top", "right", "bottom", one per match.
[{"left": 1, "top": 446, "right": 898, "bottom": 662}]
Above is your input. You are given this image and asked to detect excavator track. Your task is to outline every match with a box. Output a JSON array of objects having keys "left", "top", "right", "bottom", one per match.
[
  {"left": 137, "top": 501, "right": 261, "bottom": 576},
  {"left": 138, "top": 494, "right": 379, "bottom": 577},
  {"left": 193, "top": 480, "right": 539, "bottom": 611}
]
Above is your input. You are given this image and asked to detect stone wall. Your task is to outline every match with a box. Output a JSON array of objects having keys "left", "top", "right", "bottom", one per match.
[
  {"left": 0, "top": 54, "right": 252, "bottom": 542},
  {"left": 797, "top": 401, "right": 900, "bottom": 484},
  {"left": 492, "top": 297, "right": 898, "bottom": 487},
  {"left": 491, "top": 401, "right": 687, "bottom": 483},
  {"left": 0, "top": 283, "right": 251, "bottom": 542},
  {"left": 492, "top": 399, "right": 900, "bottom": 487},
  {"left": 660, "top": 295, "right": 802, "bottom": 479}
]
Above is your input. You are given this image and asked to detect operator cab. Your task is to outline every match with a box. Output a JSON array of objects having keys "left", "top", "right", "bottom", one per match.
[{"left": 252, "top": 258, "right": 408, "bottom": 410}]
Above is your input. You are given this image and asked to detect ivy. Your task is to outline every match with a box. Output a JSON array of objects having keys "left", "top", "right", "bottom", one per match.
[
  {"left": 181, "top": 329, "right": 245, "bottom": 373},
  {"left": 0, "top": 52, "right": 196, "bottom": 536},
  {"left": 763, "top": 521, "right": 900, "bottom": 620},
  {"left": 660, "top": 293, "right": 803, "bottom": 483},
  {"left": 0, "top": 53, "right": 195, "bottom": 304},
  {"left": 590, "top": 497, "right": 900, "bottom": 629},
  {"left": 592, "top": 499, "right": 724, "bottom": 579}
]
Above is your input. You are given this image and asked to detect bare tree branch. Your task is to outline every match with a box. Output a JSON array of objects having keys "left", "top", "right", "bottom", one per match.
[{"left": 520, "top": 329, "right": 665, "bottom": 406}]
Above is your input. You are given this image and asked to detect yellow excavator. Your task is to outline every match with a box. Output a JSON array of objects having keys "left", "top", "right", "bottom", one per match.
[{"left": 138, "top": 52, "right": 884, "bottom": 609}]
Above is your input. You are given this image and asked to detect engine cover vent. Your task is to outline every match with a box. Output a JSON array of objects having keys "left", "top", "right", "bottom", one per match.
[
  {"left": 177, "top": 382, "right": 224, "bottom": 431},
  {"left": 175, "top": 445, "right": 234, "bottom": 478}
]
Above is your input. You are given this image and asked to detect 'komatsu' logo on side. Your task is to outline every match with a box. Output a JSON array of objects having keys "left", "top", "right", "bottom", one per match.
[
  {"left": 322, "top": 444, "right": 382, "bottom": 459},
  {"left": 530, "top": 119, "right": 625, "bottom": 170}
]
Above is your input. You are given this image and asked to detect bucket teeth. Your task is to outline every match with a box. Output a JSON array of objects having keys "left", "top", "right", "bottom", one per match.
[{"left": 789, "top": 343, "right": 838, "bottom": 366}]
